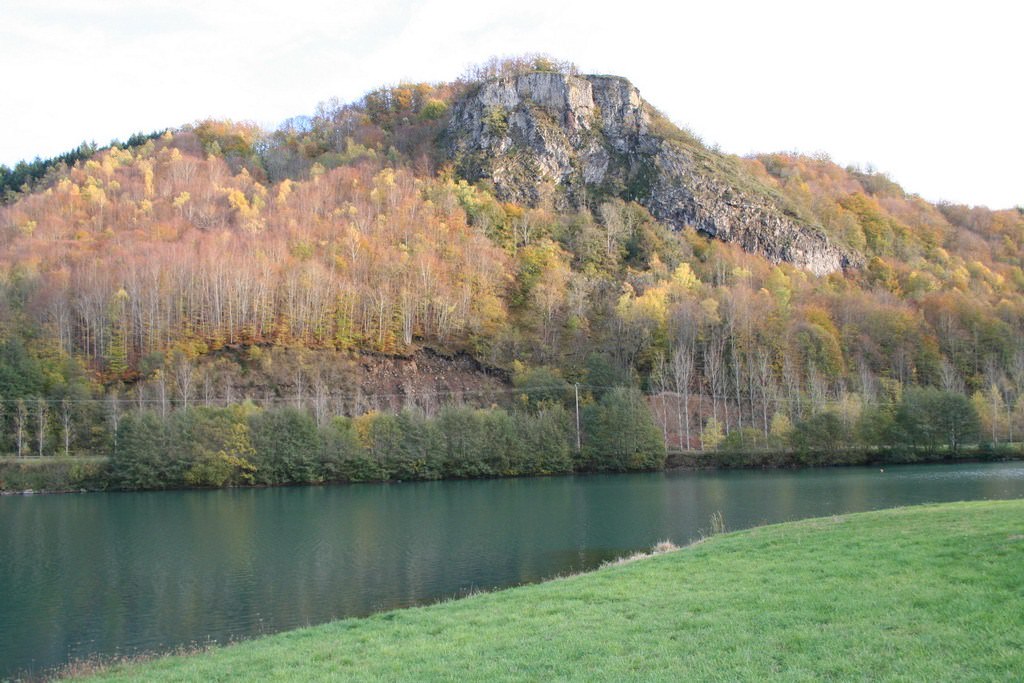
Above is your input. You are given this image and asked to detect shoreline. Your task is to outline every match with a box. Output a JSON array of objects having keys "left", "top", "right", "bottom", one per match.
[{"left": 2, "top": 450, "right": 1022, "bottom": 496}]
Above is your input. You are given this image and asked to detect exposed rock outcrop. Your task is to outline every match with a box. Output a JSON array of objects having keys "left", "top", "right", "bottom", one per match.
[{"left": 447, "top": 71, "right": 859, "bottom": 275}]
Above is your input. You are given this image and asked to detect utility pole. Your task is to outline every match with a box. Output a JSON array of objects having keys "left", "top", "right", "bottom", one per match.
[{"left": 575, "top": 383, "right": 582, "bottom": 452}]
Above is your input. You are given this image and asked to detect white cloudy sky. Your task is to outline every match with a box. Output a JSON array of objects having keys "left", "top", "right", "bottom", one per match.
[{"left": 1, "top": 0, "right": 1020, "bottom": 208}]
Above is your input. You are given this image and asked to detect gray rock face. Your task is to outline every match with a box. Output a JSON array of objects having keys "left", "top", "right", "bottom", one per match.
[{"left": 447, "top": 72, "right": 859, "bottom": 275}]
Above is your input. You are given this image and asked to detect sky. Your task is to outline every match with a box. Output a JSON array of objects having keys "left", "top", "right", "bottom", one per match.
[{"left": 1, "top": 0, "right": 1020, "bottom": 209}]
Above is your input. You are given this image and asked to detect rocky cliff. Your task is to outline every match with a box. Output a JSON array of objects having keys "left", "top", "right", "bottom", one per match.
[{"left": 447, "top": 72, "right": 859, "bottom": 275}]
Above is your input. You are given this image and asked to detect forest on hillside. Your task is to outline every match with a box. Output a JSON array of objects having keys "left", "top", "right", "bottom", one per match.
[{"left": 1, "top": 58, "right": 1022, "bottom": 485}]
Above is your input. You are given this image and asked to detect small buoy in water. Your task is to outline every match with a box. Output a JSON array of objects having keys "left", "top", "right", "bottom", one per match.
[{"left": 880, "top": 468, "right": 884, "bottom": 473}]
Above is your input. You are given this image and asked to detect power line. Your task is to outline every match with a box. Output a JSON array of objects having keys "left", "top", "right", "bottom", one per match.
[
  {"left": 0, "top": 384, "right": 980, "bottom": 411},
  {"left": 0, "top": 383, "right": 619, "bottom": 405}
]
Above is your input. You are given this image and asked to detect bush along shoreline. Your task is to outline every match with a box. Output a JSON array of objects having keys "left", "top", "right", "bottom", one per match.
[
  {"left": 2, "top": 385, "right": 1021, "bottom": 494},
  {"left": 671, "top": 385, "right": 1020, "bottom": 468},
  {"left": 1, "top": 387, "right": 666, "bottom": 493},
  {"left": 4, "top": 440, "right": 1018, "bottom": 495}
]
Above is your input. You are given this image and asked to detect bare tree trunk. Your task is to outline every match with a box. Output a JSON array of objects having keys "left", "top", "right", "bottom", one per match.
[
  {"left": 808, "top": 365, "right": 827, "bottom": 415},
  {"left": 858, "top": 356, "right": 876, "bottom": 405},
  {"left": 294, "top": 368, "right": 307, "bottom": 410},
  {"left": 36, "top": 398, "right": 48, "bottom": 457},
  {"left": 731, "top": 342, "right": 744, "bottom": 432},
  {"left": 671, "top": 344, "right": 695, "bottom": 451},
  {"left": 985, "top": 358, "right": 1004, "bottom": 445},
  {"left": 156, "top": 371, "right": 169, "bottom": 419},
  {"left": 60, "top": 399, "right": 73, "bottom": 457},
  {"left": 938, "top": 359, "right": 964, "bottom": 393},
  {"left": 704, "top": 335, "right": 725, "bottom": 425},
  {"left": 173, "top": 355, "right": 195, "bottom": 410},
  {"left": 697, "top": 386, "right": 705, "bottom": 446},
  {"left": 202, "top": 372, "right": 214, "bottom": 407},
  {"left": 312, "top": 375, "right": 330, "bottom": 428},
  {"left": 783, "top": 349, "right": 801, "bottom": 421},
  {"left": 652, "top": 354, "right": 670, "bottom": 448},
  {"left": 15, "top": 399, "right": 27, "bottom": 457},
  {"left": 108, "top": 390, "right": 121, "bottom": 453},
  {"left": 753, "top": 348, "right": 770, "bottom": 437},
  {"left": 675, "top": 393, "right": 685, "bottom": 451}
]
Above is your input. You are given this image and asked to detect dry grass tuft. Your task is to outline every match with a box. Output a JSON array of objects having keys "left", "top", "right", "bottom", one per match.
[
  {"left": 49, "top": 642, "right": 214, "bottom": 681},
  {"left": 602, "top": 539, "right": 680, "bottom": 567}
]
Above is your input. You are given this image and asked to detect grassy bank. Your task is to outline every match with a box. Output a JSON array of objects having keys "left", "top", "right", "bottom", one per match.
[{"left": 81, "top": 500, "right": 1024, "bottom": 681}]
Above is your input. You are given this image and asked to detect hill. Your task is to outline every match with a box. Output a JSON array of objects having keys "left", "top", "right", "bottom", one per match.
[{"left": 1, "top": 56, "right": 1023, "bottom": 466}]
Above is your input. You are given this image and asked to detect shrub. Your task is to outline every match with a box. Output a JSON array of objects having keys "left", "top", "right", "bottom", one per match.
[
  {"left": 321, "top": 416, "right": 381, "bottom": 482},
  {"left": 111, "top": 411, "right": 171, "bottom": 489},
  {"left": 890, "top": 387, "right": 980, "bottom": 457},
  {"left": 249, "top": 408, "right": 320, "bottom": 484},
  {"left": 438, "top": 406, "right": 491, "bottom": 478},
  {"left": 390, "top": 411, "right": 446, "bottom": 480},
  {"left": 518, "top": 406, "right": 574, "bottom": 475},
  {"left": 418, "top": 99, "right": 448, "bottom": 121},
  {"left": 483, "top": 106, "right": 509, "bottom": 138},
  {"left": 790, "top": 412, "right": 849, "bottom": 465},
  {"left": 0, "top": 458, "right": 108, "bottom": 492},
  {"left": 582, "top": 387, "right": 666, "bottom": 471}
]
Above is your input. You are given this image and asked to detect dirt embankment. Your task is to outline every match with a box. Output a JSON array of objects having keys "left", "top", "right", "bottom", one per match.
[{"left": 131, "top": 346, "right": 514, "bottom": 415}]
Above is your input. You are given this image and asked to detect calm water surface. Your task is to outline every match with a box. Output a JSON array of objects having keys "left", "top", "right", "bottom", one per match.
[{"left": 2, "top": 461, "right": 1024, "bottom": 678}]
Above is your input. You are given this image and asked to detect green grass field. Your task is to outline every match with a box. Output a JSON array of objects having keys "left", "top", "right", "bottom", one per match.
[{"left": 82, "top": 500, "right": 1024, "bottom": 681}]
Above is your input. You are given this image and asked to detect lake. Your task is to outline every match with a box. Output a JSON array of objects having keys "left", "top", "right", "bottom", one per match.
[{"left": 2, "top": 461, "right": 1024, "bottom": 678}]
